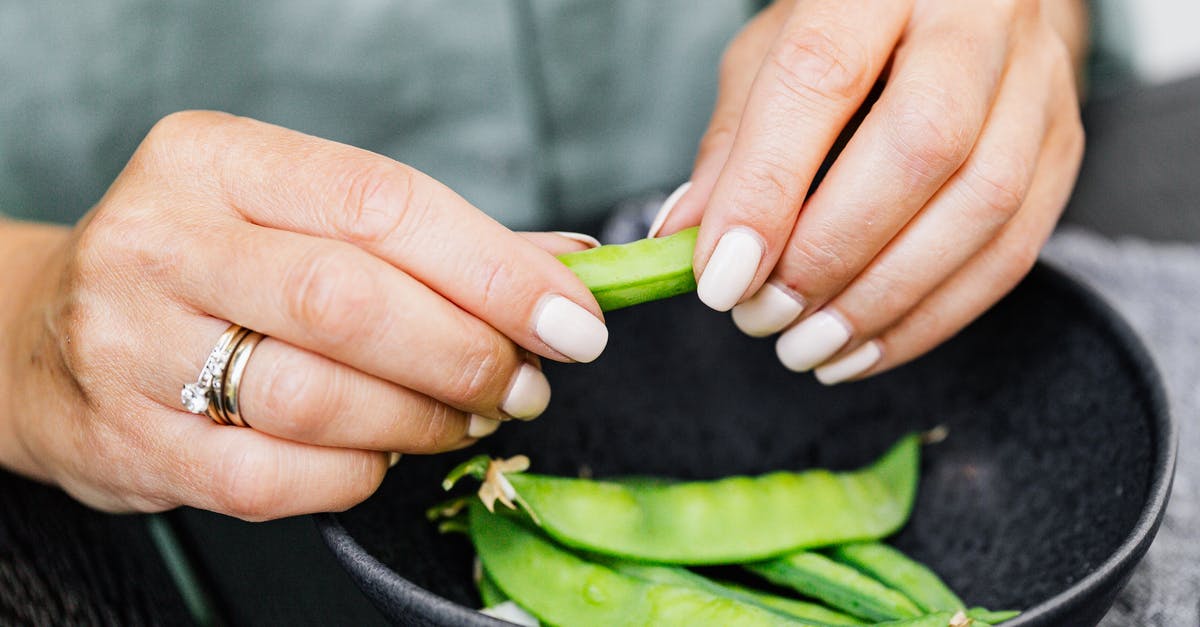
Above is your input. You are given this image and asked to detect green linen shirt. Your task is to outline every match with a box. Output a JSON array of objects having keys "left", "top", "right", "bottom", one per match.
[
  {"left": 0, "top": 1, "right": 1136, "bottom": 228},
  {"left": 0, "top": 1, "right": 755, "bottom": 228}
]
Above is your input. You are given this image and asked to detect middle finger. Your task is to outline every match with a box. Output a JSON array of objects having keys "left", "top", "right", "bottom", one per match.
[{"left": 738, "top": 1, "right": 1015, "bottom": 336}]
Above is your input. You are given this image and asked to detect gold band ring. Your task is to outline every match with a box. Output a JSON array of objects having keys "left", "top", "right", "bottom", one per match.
[{"left": 220, "top": 332, "right": 264, "bottom": 428}]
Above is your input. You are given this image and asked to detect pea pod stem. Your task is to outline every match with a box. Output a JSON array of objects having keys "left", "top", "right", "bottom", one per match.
[{"left": 556, "top": 227, "right": 699, "bottom": 311}]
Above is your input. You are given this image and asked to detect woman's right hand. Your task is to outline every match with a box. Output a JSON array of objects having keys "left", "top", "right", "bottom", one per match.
[{"left": 0, "top": 111, "right": 608, "bottom": 520}]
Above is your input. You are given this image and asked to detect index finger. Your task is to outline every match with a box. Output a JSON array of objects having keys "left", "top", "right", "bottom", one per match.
[
  {"left": 693, "top": 0, "right": 913, "bottom": 311},
  {"left": 156, "top": 111, "right": 608, "bottom": 363}
]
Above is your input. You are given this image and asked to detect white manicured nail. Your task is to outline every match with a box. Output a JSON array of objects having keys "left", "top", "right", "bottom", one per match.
[
  {"left": 501, "top": 363, "right": 551, "bottom": 420},
  {"left": 552, "top": 231, "right": 601, "bottom": 249},
  {"left": 697, "top": 228, "right": 763, "bottom": 312},
  {"left": 535, "top": 295, "right": 608, "bottom": 362},
  {"left": 468, "top": 415, "right": 501, "bottom": 438},
  {"left": 731, "top": 283, "right": 805, "bottom": 337},
  {"left": 815, "top": 341, "right": 882, "bottom": 385},
  {"left": 388, "top": 452, "right": 402, "bottom": 467},
  {"left": 775, "top": 310, "right": 852, "bottom": 372},
  {"left": 647, "top": 181, "right": 692, "bottom": 238}
]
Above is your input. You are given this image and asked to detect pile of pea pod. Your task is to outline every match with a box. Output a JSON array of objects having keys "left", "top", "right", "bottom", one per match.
[{"left": 435, "top": 434, "right": 1019, "bottom": 627}]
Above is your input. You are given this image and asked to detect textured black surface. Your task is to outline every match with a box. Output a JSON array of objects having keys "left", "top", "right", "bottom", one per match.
[
  {"left": 323, "top": 265, "right": 1174, "bottom": 626},
  {"left": 0, "top": 471, "right": 193, "bottom": 626}
]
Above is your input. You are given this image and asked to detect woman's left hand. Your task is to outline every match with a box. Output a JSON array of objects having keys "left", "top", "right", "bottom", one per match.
[{"left": 653, "top": 0, "right": 1087, "bottom": 383}]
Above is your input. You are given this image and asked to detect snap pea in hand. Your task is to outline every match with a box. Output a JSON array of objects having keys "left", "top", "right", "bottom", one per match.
[{"left": 557, "top": 226, "right": 699, "bottom": 311}]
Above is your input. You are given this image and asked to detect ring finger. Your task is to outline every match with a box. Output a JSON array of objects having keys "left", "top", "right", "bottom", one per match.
[{"left": 145, "top": 314, "right": 501, "bottom": 452}]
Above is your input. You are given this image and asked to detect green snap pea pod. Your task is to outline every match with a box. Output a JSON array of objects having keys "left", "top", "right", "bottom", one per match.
[
  {"left": 468, "top": 503, "right": 804, "bottom": 627},
  {"left": 745, "top": 551, "right": 923, "bottom": 622},
  {"left": 476, "top": 569, "right": 509, "bottom": 608},
  {"left": 556, "top": 227, "right": 698, "bottom": 311},
  {"left": 827, "top": 542, "right": 964, "bottom": 612},
  {"left": 872, "top": 611, "right": 987, "bottom": 626},
  {"left": 966, "top": 608, "right": 1020, "bottom": 623},
  {"left": 591, "top": 557, "right": 860, "bottom": 626},
  {"left": 449, "top": 434, "right": 919, "bottom": 564},
  {"left": 717, "top": 582, "right": 865, "bottom": 626}
]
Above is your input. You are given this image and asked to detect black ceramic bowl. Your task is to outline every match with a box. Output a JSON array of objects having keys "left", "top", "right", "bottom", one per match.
[{"left": 318, "top": 264, "right": 1176, "bottom": 627}]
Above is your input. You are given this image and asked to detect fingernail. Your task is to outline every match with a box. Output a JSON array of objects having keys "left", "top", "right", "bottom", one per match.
[
  {"left": 647, "top": 181, "right": 692, "bottom": 238},
  {"left": 731, "top": 282, "right": 805, "bottom": 337},
  {"left": 534, "top": 295, "right": 608, "bottom": 363},
  {"left": 552, "top": 231, "right": 602, "bottom": 249},
  {"left": 775, "top": 310, "right": 852, "bottom": 372},
  {"left": 697, "top": 228, "right": 763, "bottom": 312},
  {"left": 815, "top": 341, "right": 882, "bottom": 385},
  {"left": 468, "top": 414, "right": 501, "bottom": 438},
  {"left": 500, "top": 363, "right": 552, "bottom": 420},
  {"left": 388, "top": 452, "right": 402, "bottom": 467}
]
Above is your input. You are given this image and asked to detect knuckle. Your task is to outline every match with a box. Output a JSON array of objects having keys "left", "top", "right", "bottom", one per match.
[
  {"left": 960, "top": 149, "right": 1030, "bottom": 224},
  {"left": 330, "top": 162, "right": 419, "bottom": 245},
  {"left": 730, "top": 151, "right": 804, "bottom": 214},
  {"left": 769, "top": 26, "right": 871, "bottom": 103},
  {"left": 342, "top": 471, "right": 384, "bottom": 511},
  {"left": 139, "top": 110, "right": 234, "bottom": 162},
  {"left": 902, "top": 305, "right": 947, "bottom": 342},
  {"left": 407, "top": 403, "right": 466, "bottom": 453},
  {"left": 852, "top": 268, "right": 924, "bottom": 324},
  {"left": 214, "top": 446, "right": 285, "bottom": 521},
  {"left": 329, "top": 455, "right": 386, "bottom": 511},
  {"left": 1007, "top": 239, "right": 1042, "bottom": 279},
  {"left": 474, "top": 259, "right": 511, "bottom": 311},
  {"left": 698, "top": 122, "right": 737, "bottom": 159},
  {"left": 258, "top": 357, "right": 334, "bottom": 442},
  {"left": 717, "top": 45, "right": 745, "bottom": 83},
  {"left": 85, "top": 207, "right": 189, "bottom": 286},
  {"left": 448, "top": 332, "right": 513, "bottom": 408},
  {"left": 782, "top": 232, "right": 856, "bottom": 296},
  {"left": 284, "top": 247, "right": 376, "bottom": 346},
  {"left": 885, "top": 84, "right": 976, "bottom": 178}
]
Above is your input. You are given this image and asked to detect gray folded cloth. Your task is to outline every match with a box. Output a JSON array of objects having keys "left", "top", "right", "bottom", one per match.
[{"left": 1042, "top": 228, "right": 1200, "bottom": 627}]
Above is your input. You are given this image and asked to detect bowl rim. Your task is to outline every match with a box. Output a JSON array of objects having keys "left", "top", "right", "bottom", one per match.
[{"left": 315, "top": 263, "right": 1178, "bottom": 626}]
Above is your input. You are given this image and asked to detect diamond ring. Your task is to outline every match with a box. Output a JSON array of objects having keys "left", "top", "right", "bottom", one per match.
[{"left": 181, "top": 324, "right": 250, "bottom": 423}]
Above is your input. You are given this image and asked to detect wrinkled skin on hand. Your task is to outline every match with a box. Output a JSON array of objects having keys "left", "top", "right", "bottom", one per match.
[{"left": 0, "top": 111, "right": 605, "bottom": 519}]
